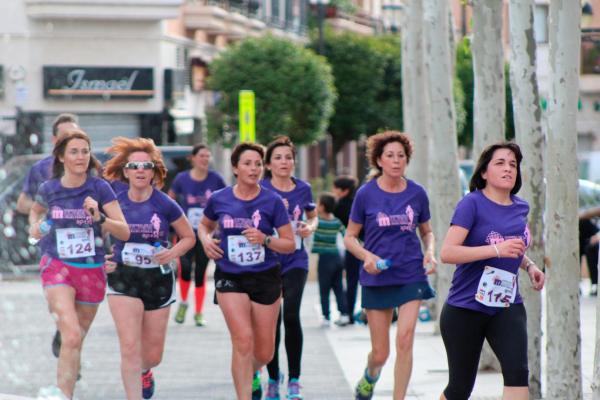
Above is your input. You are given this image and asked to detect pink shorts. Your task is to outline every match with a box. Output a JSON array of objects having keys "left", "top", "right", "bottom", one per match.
[{"left": 40, "top": 255, "right": 106, "bottom": 304}]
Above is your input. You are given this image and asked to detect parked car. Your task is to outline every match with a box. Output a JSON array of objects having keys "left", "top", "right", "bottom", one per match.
[{"left": 0, "top": 146, "right": 192, "bottom": 269}]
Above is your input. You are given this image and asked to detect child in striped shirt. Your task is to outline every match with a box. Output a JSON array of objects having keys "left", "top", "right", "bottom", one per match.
[{"left": 313, "top": 193, "right": 350, "bottom": 327}]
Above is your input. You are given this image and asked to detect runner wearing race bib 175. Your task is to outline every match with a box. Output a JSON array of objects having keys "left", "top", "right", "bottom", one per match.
[
  {"left": 198, "top": 142, "right": 296, "bottom": 400},
  {"left": 438, "top": 142, "right": 545, "bottom": 400},
  {"left": 28, "top": 130, "right": 130, "bottom": 400},
  {"left": 168, "top": 144, "right": 225, "bottom": 327}
]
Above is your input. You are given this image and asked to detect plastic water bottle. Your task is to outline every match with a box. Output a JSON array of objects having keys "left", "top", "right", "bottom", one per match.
[
  {"left": 418, "top": 305, "right": 431, "bottom": 322},
  {"left": 153, "top": 242, "right": 177, "bottom": 274},
  {"left": 376, "top": 259, "right": 391, "bottom": 270},
  {"left": 29, "top": 220, "right": 53, "bottom": 245}
]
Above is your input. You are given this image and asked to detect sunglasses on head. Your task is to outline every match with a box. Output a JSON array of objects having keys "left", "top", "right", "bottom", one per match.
[{"left": 125, "top": 161, "right": 155, "bottom": 170}]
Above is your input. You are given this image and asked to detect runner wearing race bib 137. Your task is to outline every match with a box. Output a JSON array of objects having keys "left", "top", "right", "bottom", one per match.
[
  {"left": 198, "top": 142, "right": 296, "bottom": 400},
  {"left": 168, "top": 144, "right": 225, "bottom": 327},
  {"left": 438, "top": 142, "right": 545, "bottom": 400}
]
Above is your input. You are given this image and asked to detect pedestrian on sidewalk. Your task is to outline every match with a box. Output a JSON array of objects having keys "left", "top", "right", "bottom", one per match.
[
  {"left": 344, "top": 131, "right": 436, "bottom": 400},
  {"left": 28, "top": 130, "right": 130, "bottom": 400},
  {"left": 438, "top": 142, "right": 545, "bottom": 400},
  {"left": 261, "top": 136, "right": 318, "bottom": 400},
  {"left": 17, "top": 113, "right": 80, "bottom": 359},
  {"left": 333, "top": 175, "right": 361, "bottom": 324},
  {"left": 169, "top": 144, "right": 226, "bottom": 327},
  {"left": 313, "top": 192, "right": 350, "bottom": 328},
  {"left": 103, "top": 137, "right": 196, "bottom": 399},
  {"left": 198, "top": 142, "right": 296, "bottom": 400}
]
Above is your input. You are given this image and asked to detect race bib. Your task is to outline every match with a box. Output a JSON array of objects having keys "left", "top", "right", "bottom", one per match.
[
  {"left": 187, "top": 207, "right": 204, "bottom": 230},
  {"left": 122, "top": 243, "right": 158, "bottom": 268},
  {"left": 292, "top": 221, "right": 303, "bottom": 250},
  {"left": 227, "top": 235, "right": 265, "bottom": 266},
  {"left": 475, "top": 266, "right": 517, "bottom": 308},
  {"left": 56, "top": 228, "right": 95, "bottom": 259}
]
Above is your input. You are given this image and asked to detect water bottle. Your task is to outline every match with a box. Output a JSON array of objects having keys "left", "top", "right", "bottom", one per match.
[
  {"left": 418, "top": 305, "right": 431, "bottom": 322},
  {"left": 29, "top": 220, "right": 53, "bottom": 245},
  {"left": 153, "top": 242, "right": 177, "bottom": 274},
  {"left": 375, "top": 259, "right": 391, "bottom": 270}
]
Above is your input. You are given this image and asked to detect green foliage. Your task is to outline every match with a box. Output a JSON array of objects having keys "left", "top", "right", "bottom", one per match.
[
  {"left": 505, "top": 63, "right": 515, "bottom": 141},
  {"left": 455, "top": 37, "right": 474, "bottom": 148},
  {"left": 206, "top": 35, "right": 336, "bottom": 145},
  {"left": 310, "top": 31, "right": 403, "bottom": 155}
]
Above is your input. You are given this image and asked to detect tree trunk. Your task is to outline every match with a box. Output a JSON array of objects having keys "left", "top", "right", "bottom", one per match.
[
  {"left": 471, "top": 0, "right": 505, "bottom": 157},
  {"left": 508, "top": 0, "right": 544, "bottom": 397},
  {"left": 471, "top": 0, "right": 506, "bottom": 371},
  {"left": 402, "top": 0, "right": 430, "bottom": 190},
  {"left": 546, "top": 1, "right": 582, "bottom": 399},
  {"left": 594, "top": 290, "right": 600, "bottom": 398},
  {"left": 422, "top": 0, "right": 461, "bottom": 335}
]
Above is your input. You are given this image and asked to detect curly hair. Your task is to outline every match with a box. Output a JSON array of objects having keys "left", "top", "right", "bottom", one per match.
[
  {"left": 103, "top": 137, "right": 167, "bottom": 189},
  {"left": 470, "top": 142, "right": 523, "bottom": 195},
  {"left": 52, "top": 129, "right": 101, "bottom": 178},
  {"left": 366, "top": 131, "right": 413, "bottom": 179},
  {"left": 264, "top": 135, "right": 296, "bottom": 178}
]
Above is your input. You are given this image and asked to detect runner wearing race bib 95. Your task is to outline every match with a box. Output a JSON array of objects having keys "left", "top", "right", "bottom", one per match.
[
  {"left": 102, "top": 137, "right": 196, "bottom": 400},
  {"left": 168, "top": 143, "right": 225, "bottom": 327},
  {"left": 28, "top": 130, "right": 130, "bottom": 400},
  {"left": 439, "top": 142, "right": 545, "bottom": 400},
  {"left": 198, "top": 142, "right": 296, "bottom": 400}
]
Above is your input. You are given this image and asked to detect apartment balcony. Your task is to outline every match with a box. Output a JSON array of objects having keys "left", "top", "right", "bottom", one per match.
[
  {"left": 326, "top": 9, "right": 380, "bottom": 35},
  {"left": 183, "top": 0, "right": 264, "bottom": 38},
  {"left": 25, "top": 0, "right": 183, "bottom": 21}
]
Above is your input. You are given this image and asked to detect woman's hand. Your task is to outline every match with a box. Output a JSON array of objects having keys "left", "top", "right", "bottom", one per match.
[
  {"left": 29, "top": 221, "right": 43, "bottom": 240},
  {"left": 363, "top": 252, "right": 382, "bottom": 275},
  {"left": 104, "top": 253, "right": 117, "bottom": 274},
  {"left": 201, "top": 235, "right": 223, "bottom": 260},
  {"left": 496, "top": 238, "right": 526, "bottom": 259},
  {"left": 528, "top": 264, "right": 545, "bottom": 291},
  {"left": 296, "top": 222, "right": 313, "bottom": 239},
  {"left": 154, "top": 247, "right": 177, "bottom": 265},
  {"left": 242, "top": 227, "right": 266, "bottom": 246},
  {"left": 83, "top": 196, "right": 100, "bottom": 222},
  {"left": 423, "top": 249, "right": 437, "bottom": 275}
]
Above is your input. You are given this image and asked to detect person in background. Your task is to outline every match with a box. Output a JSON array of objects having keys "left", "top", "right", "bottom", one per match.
[
  {"left": 169, "top": 143, "right": 226, "bottom": 326},
  {"left": 344, "top": 131, "right": 436, "bottom": 400},
  {"left": 261, "top": 136, "right": 317, "bottom": 400},
  {"left": 313, "top": 192, "right": 350, "bottom": 328},
  {"left": 579, "top": 213, "right": 599, "bottom": 296},
  {"left": 29, "top": 130, "right": 129, "bottom": 400},
  {"left": 103, "top": 137, "right": 195, "bottom": 399},
  {"left": 198, "top": 142, "right": 295, "bottom": 400},
  {"left": 333, "top": 175, "right": 360, "bottom": 323}
]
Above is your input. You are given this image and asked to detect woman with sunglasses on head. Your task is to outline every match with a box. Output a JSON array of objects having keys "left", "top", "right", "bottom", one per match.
[
  {"left": 29, "top": 130, "right": 130, "bottom": 400},
  {"left": 198, "top": 142, "right": 295, "bottom": 400},
  {"left": 102, "top": 137, "right": 196, "bottom": 400},
  {"left": 260, "top": 136, "right": 317, "bottom": 400},
  {"left": 438, "top": 142, "right": 544, "bottom": 400},
  {"left": 169, "top": 143, "right": 225, "bottom": 327},
  {"left": 344, "top": 131, "right": 437, "bottom": 400}
]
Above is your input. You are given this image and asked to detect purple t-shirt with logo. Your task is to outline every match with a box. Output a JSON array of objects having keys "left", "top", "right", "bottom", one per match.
[
  {"left": 260, "top": 177, "right": 316, "bottom": 274},
  {"left": 446, "top": 190, "right": 530, "bottom": 315},
  {"left": 22, "top": 156, "right": 54, "bottom": 199},
  {"left": 203, "top": 186, "right": 291, "bottom": 274},
  {"left": 36, "top": 176, "right": 117, "bottom": 264},
  {"left": 171, "top": 170, "right": 226, "bottom": 230},
  {"left": 350, "top": 179, "right": 431, "bottom": 287},
  {"left": 112, "top": 189, "right": 184, "bottom": 264}
]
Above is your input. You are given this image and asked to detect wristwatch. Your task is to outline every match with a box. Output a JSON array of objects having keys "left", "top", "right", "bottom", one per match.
[
  {"left": 264, "top": 235, "right": 272, "bottom": 247},
  {"left": 98, "top": 212, "right": 107, "bottom": 225}
]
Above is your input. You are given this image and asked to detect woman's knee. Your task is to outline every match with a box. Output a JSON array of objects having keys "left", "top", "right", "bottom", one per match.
[
  {"left": 502, "top": 366, "right": 529, "bottom": 387},
  {"left": 395, "top": 327, "right": 416, "bottom": 353},
  {"left": 60, "top": 325, "right": 83, "bottom": 350},
  {"left": 232, "top": 333, "right": 254, "bottom": 357},
  {"left": 369, "top": 346, "right": 390, "bottom": 366}
]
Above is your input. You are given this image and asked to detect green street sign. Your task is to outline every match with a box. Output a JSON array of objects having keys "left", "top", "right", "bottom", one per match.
[{"left": 239, "top": 90, "right": 256, "bottom": 143}]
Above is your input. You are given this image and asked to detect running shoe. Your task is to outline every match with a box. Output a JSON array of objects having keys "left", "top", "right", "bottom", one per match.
[
  {"left": 252, "top": 370, "right": 262, "bottom": 400},
  {"left": 174, "top": 302, "right": 188, "bottom": 324},
  {"left": 334, "top": 314, "right": 350, "bottom": 327},
  {"left": 265, "top": 372, "right": 283, "bottom": 400},
  {"left": 142, "top": 369, "right": 155, "bottom": 399},
  {"left": 52, "top": 330, "right": 61, "bottom": 358},
  {"left": 194, "top": 312, "right": 206, "bottom": 327},
  {"left": 287, "top": 378, "right": 303, "bottom": 399},
  {"left": 37, "top": 385, "right": 69, "bottom": 400},
  {"left": 354, "top": 371, "right": 377, "bottom": 400}
]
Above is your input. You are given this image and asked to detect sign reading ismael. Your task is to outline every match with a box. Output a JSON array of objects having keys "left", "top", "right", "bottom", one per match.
[{"left": 43, "top": 66, "right": 154, "bottom": 99}]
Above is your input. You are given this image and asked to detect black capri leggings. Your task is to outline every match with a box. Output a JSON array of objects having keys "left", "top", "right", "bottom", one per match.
[
  {"left": 180, "top": 240, "right": 210, "bottom": 287},
  {"left": 440, "top": 302, "right": 529, "bottom": 400}
]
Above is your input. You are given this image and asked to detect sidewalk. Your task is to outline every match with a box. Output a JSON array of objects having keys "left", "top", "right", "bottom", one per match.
[{"left": 0, "top": 277, "right": 596, "bottom": 399}]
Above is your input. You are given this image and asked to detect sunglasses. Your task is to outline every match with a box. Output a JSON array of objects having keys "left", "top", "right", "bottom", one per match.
[{"left": 125, "top": 161, "right": 155, "bottom": 170}]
